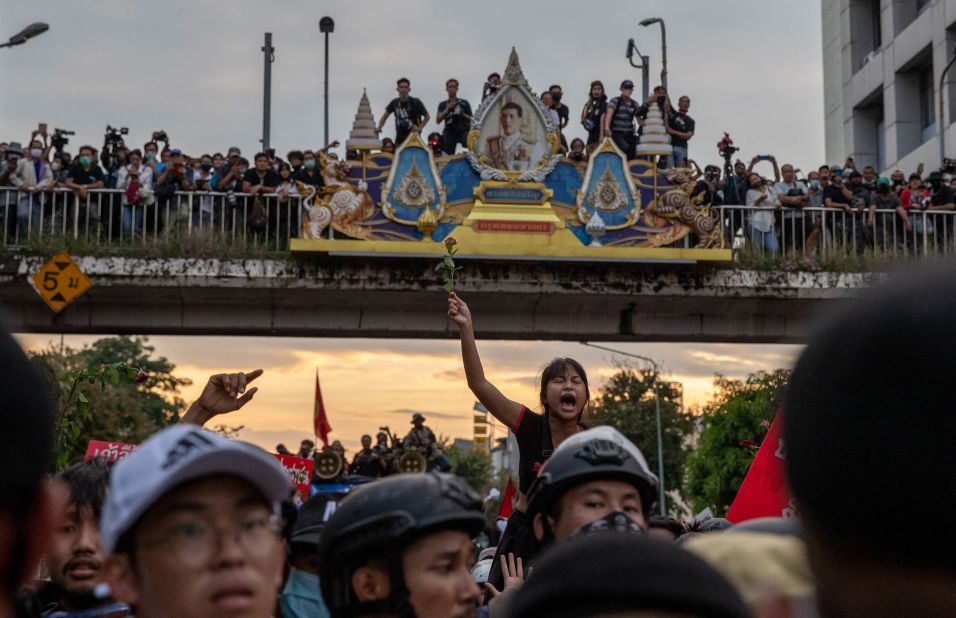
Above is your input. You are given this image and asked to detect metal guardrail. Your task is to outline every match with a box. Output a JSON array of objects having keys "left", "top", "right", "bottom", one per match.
[
  {"left": 719, "top": 205, "right": 956, "bottom": 259},
  {"left": 3, "top": 189, "right": 956, "bottom": 261},
  {"left": 0, "top": 188, "right": 309, "bottom": 251}
]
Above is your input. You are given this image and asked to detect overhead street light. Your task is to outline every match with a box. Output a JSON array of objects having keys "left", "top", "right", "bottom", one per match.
[
  {"left": 625, "top": 38, "right": 651, "bottom": 103},
  {"left": 581, "top": 341, "right": 668, "bottom": 516},
  {"left": 639, "top": 17, "right": 667, "bottom": 90},
  {"left": 319, "top": 16, "right": 335, "bottom": 146},
  {"left": 0, "top": 22, "right": 50, "bottom": 49}
]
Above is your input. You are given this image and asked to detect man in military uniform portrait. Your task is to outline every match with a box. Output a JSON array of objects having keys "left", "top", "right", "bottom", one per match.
[{"left": 485, "top": 101, "right": 546, "bottom": 172}]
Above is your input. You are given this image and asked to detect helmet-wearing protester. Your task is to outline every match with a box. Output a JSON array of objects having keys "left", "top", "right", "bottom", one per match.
[
  {"left": 41, "top": 459, "right": 131, "bottom": 616},
  {"left": 786, "top": 263, "right": 956, "bottom": 618},
  {"left": 527, "top": 426, "right": 658, "bottom": 545},
  {"left": 0, "top": 327, "right": 58, "bottom": 618},
  {"left": 281, "top": 493, "right": 338, "bottom": 618},
  {"left": 100, "top": 424, "right": 292, "bottom": 618},
  {"left": 509, "top": 533, "right": 749, "bottom": 618},
  {"left": 317, "top": 472, "right": 485, "bottom": 618}
]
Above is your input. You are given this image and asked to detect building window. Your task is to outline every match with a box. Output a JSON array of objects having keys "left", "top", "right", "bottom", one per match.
[
  {"left": 920, "top": 64, "right": 935, "bottom": 130},
  {"left": 871, "top": 0, "right": 882, "bottom": 49}
]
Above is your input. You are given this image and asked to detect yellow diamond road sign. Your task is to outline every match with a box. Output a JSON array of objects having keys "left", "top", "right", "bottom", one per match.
[{"left": 31, "top": 251, "right": 92, "bottom": 314}]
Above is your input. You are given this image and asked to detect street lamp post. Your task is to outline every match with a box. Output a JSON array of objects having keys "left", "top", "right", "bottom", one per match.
[
  {"left": 625, "top": 38, "right": 651, "bottom": 103},
  {"left": 0, "top": 23, "right": 50, "bottom": 49},
  {"left": 319, "top": 17, "right": 335, "bottom": 147},
  {"left": 938, "top": 46, "right": 956, "bottom": 169},
  {"left": 261, "top": 33, "right": 275, "bottom": 151},
  {"left": 581, "top": 341, "right": 667, "bottom": 516},
  {"left": 639, "top": 17, "right": 667, "bottom": 90}
]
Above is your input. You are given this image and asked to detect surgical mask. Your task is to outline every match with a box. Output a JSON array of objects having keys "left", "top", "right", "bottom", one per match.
[
  {"left": 201, "top": 163, "right": 212, "bottom": 172},
  {"left": 304, "top": 159, "right": 316, "bottom": 169},
  {"left": 79, "top": 156, "right": 93, "bottom": 166},
  {"left": 30, "top": 148, "right": 42, "bottom": 159},
  {"left": 145, "top": 151, "right": 157, "bottom": 160},
  {"left": 570, "top": 511, "right": 646, "bottom": 539},
  {"left": 280, "top": 569, "right": 328, "bottom": 618}
]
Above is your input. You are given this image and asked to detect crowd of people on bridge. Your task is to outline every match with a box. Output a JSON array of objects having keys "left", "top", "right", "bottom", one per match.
[{"left": 3, "top": 273, "right": 955, "bottom": 618}]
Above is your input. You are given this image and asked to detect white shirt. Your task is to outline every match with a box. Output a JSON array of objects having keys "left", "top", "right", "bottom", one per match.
[
  {"left": 116, "top": 164, "right": 154, "bottom": 205},
  {"left": 746, "top": 187, "right": 778, "bottom": 232}
]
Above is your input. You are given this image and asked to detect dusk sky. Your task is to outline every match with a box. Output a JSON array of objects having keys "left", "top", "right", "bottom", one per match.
[{"left": 3, "top": 1, "right": 821, "bottom": 454}]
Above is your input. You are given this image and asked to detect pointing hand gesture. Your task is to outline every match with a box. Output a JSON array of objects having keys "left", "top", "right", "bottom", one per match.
[{"left": 182, "top": 369, "right": 264, "bottom": 427}]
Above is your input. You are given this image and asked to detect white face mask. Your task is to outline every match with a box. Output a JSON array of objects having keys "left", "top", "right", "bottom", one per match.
[
  {"left": 30, "top": 148, "right": 43, "bottom": 159},
  {"left": 52, "top": 162, "right": 61, "bottom": 171}
]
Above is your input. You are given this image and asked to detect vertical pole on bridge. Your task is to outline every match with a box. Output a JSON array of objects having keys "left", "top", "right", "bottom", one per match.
[{"left": 261, "top": 32, "right": 274, "bottom": 151}]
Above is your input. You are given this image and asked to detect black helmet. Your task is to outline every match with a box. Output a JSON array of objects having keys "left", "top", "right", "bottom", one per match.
[
  {"left": 317, "top": 472, "right": 485, "bottom": 617},
  {"left": 527, "top": 426, "right": 659, "bottom": 519}
]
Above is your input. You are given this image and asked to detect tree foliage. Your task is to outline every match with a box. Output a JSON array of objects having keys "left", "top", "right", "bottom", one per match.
[
  {"left": 683, "top": 370, "right": 791, "bottom": 516},
  {"left": 446, "top": 442, "right": 491, "bottom": 493},
  {"left": 29, "top": 336, "right": 191, "bottom": 470},
  {"left": 587, "top": 364, "right": 695, "bottom": 509}
]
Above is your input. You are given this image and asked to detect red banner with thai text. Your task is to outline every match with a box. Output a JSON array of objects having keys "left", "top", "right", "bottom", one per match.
[
  {"left": 273, "top": 453, "right": 314, "bottom": 502},
  {"left": 84, "top": 440, "right": 140, "bottom": 462},
  {"left": 726, "top": 415, "right": 796, "bottom": 523}
]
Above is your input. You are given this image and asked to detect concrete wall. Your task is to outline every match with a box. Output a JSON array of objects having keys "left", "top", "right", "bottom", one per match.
[
  {"left": 0, "top": 256, "right": 883, "bottom": 344},
  {"left": 824, "top": 0, "right": 956, "bottom": 172}
]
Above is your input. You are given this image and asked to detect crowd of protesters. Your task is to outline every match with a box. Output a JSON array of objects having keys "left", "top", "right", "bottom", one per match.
[{"left": 4, "top": 269, "right": 956, "bottom": 617}]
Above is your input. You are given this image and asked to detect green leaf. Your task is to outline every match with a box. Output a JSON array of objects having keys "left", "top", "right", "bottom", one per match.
[
  {"left": 434, "top": 262, "right": 444, "bottom": 272},
  {"left": 77, "top": 393, "right": 88, "bottom": 403},
  {"left": 443, "top": 256, "right": 455, "bottom": 269},
  {"left": 442, "top": 281, "right": 455, "bottom": 293}
]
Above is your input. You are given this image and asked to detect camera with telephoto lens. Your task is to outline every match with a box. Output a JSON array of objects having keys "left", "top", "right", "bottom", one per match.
[
  {"left": 427, "top": 132, "right": 442, "bottom": 157},
  {"left": 582, "top": 118, "right": 596, "bottom": 133},
  {"left": 152, "top": 130, "right": 169, "bottom": 142},
  {"left": 51, "top": 128, "right": 75, "bottom": 153},
  {"left": 943, "top": 158, "right": 956, "bottom": 174},
  {"left": 105, "top": 125, "right": 128, "bottom": 145}
]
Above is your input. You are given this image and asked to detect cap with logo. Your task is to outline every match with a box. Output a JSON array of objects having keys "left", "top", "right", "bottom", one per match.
[
  {"left": 620, "top": 80, "right": 635, "bottom": 90},
  {"left": 100, "top": 423, "right": 292, "bottom": 554},
  {"left": 291, "top": 492, "right": 342, "bottom": 546}
]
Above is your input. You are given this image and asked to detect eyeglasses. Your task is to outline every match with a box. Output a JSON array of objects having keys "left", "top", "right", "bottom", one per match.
[{"left": 138, "top": 511, "right": 282, "bottom": 567}]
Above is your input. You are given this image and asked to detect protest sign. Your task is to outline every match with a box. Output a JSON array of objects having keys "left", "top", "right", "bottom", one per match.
[{"left": 84, "top": 440, "right": 140, "bottom": 462}]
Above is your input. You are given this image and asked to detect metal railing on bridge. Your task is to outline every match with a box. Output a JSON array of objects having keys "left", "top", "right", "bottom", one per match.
[
  {"left": 719, "top": 205, "right": 956, "bottom": 260},
  {"left": 0, "top": 187, "right": 310, "bottom": 252},
  {"left": 4, "top": 189, "right": 956, "bottom": 261}
]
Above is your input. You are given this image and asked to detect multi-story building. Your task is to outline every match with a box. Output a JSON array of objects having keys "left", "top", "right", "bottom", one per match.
[{"left": 823, "top": 0, "right": 956, "bottom": 173}]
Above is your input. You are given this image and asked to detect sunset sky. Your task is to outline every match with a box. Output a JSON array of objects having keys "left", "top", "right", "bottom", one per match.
[{"left": 15, "top": 333, "right": 801, "bottom": 455}]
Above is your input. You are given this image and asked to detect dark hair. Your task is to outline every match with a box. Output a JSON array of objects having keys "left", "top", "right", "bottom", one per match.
[
  {"left": 58, "top": 458, "right": 112, "bottom": 520},
  {"left": 549, "top": 84, "right": 561, "bottom": 92},
  {"left": 382, "top": 138, "right": 395, "bottom": 146},
  {"left": 129, "top": 149, "right": 143, "bottom": 159},
  {"left": 239, "top": 157, "right": 250, "bottom": 166},
  {"left": 396, "top": 77, "right": 410, "bottom": 87},
  {"left": 785, "top": 263, "right": 956, "bottom": 570},
  {"left": 361, "top": 434, "right": 371, "bottom": 441},
  {"left": 144, "top": 141, "right": 158, "bottom": 151},
  {"left": 287, "top": 150, "right": 304, "bottom": 162},
  {"left": 589, "top": 80, "right": 605, "bottom": 92},
  {"left": 488, "top": 72, "right": 500, "bottom": 80},
  {"left": 818, "top": 164, "right": 830, "bottom": 172},
  {"left": 446, "top": 78, "right": 459, "bottom": 87},
  {"left": 200, "top": 153, "right": 212, "bottom": 162},
  {"left": 78, "top": 145, "right": 94, "bottom": 155},
  {"left": 279, "top": 162, "right": 292, "bottom": 174},
  {"left": 502, "top": 102, "right": 523, "bottom": 117},
  {"left": 538, "top": 358, "right": 590, "bottom": 419},
  {"left": 570, "top": 138, "right": 585, "bottom": 149},
  {"left": 254, "top": 152, "right": 268, "bottom": 162},
  {"left": 909, "top": 173, "right": 922, "bottom": 181},
  {"left": 648, "top": 515, "right": 687, "bottom": 538}
]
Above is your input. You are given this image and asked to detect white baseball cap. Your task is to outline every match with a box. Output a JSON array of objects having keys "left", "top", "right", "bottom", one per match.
[{"left": 100, "top": 424, "right": 293, "bottom": 554}]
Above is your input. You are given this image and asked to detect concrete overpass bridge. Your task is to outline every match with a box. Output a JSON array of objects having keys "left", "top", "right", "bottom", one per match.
[{"left": 0, "top": 254, "right": 882, "bottom": 343}]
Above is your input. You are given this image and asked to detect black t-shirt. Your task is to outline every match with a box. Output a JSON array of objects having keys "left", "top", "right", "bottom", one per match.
[
  {"left": 931, "top": 185, "right": 956, "bottom": 207},
  {"left": 823, "top": 183, "right": 851, "bottom": 207},
  {"left": 437, "top": 98, "right": 473, "bottom": 132},
  {"left": 584, "top": 97, "right": 607, "bottom": 132},
  {"left": 668, "top": 112, "right": 695, "bottom": 148},
  {"left": 350, "top": 450, "right": 383, "bottom": 477},
  {"left": 294, "top": 167, "right": 324, "bottom": 187},
  {"left": 242, "top": 168, "right": 281, "bottom": 189},
  {"left": 690, "top": 179, "right": 722, "bottom": 206},
  {"left": 514, "top": 407, "right": 586, "bottom": 494},
  {"left": 553, "top": 102, "right": 570, "bottom": 128},
  {"left": 386, "top": 97, "right": 428, "bottom": 132},
  {"left": 66, "top": 164, "right": 105, "bottom": 186},
  {"left": 850, "top": 185, "right": 871, "bottom": 209}
]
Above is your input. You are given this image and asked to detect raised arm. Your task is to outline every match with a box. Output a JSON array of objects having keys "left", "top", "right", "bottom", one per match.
[{"left": 447, "top": 293, "right": 523, "bottom": 431}]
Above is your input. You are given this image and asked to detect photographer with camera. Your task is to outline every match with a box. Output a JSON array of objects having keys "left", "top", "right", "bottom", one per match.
[
  {"left": 101, "top": 126, "right": 129, "bottom": 188},
  {"left": 377, "top": 77, "right": 429, "bottom": 148},
  {"left": 436, "top": 78, "right": 473, "bottom": 155},
  {"left": 483, "top": 72, "right": 502, "bottom": 101},
  {"left": 691, "top": 164, "right": 723, "bottom": 207},
  {"left": 191, "top": 153, "right": 217, "bottom": 229},
  {"left": 580, "top": 80, "right": 608, "bottom": 149},
  {"left": 426, "top": 132, "right": 444, "bottom": 158},
  {"left": 567, "top": 138, "right": 588, "bottom": 164},
  {"left": 746, "top": 172, "right": 780, "bottom": 254},
  {"left": 153, "top": 148, "right": 192, "bottom": 231},
  {"left": 115, "top": 149, "right": 153, "bottom": 238}
]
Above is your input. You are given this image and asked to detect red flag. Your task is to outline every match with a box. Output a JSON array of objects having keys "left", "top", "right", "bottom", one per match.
[
  {"left": 498, "top": 479, "right": 516, "bottom": 519},
  {"left": 726, "top": 414, "right": 795, "bottom": 523},
  {"left": 314, "top": 370, "right": 332, "bottom": 447}
]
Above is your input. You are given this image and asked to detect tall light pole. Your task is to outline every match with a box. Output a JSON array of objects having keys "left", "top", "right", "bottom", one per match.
[
  {"left": 938, "top": 46, "right": 956, "bottom": 169},
  {"left": 0, "top": 22, "right": 49, "bottom": 49},
  {"left": 581, "top": 341, "right": 668, "bottom": 516},
  {"left": 639, "top": 17, "right": 667, "bottom": 90},
  {"left": 625, "top": 38, "right": 651, "bottom": 103},
  {"left": 319, "top": 17, "right": 335, "bottom": 147},
  {"left": 261, "top": 33, "right": 275, "bottom": 150}
]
